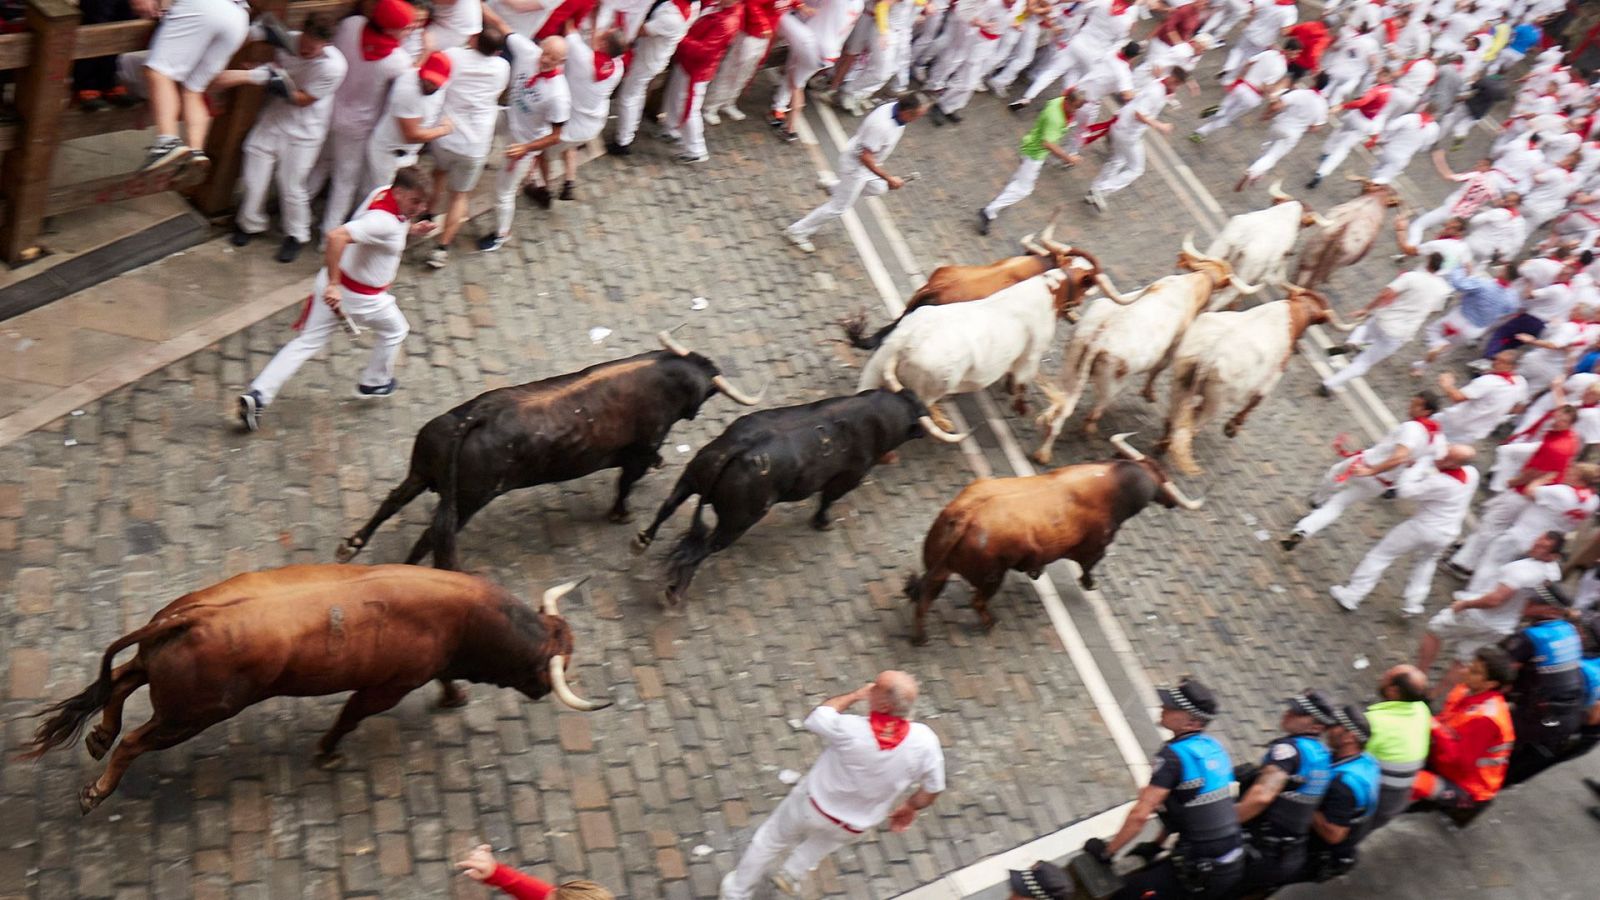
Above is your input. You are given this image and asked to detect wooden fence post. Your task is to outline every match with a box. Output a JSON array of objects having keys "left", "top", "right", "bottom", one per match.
[
  {"left": 190, "top": 0, "right": 291, "bottom": 217},
  {"left": 0, "top": 0, "right": 80, "bottom": 264}
]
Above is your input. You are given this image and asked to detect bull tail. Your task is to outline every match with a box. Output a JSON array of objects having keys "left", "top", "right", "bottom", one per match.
[
  {"left": 19, "top": 616, "right": 187, "bottom": 759},
  {"left": 838, "top": 310, "right": 904, "bottom": 351},
  {"left": 664, "top": 498, "right": 714, "bottom": 599},
  {"left": 431, "top": 413, "right": 487, "bottom": 570}
]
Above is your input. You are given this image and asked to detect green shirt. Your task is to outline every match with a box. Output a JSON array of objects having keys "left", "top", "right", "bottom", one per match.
[
  {"left": 1020, "top": 97, "right": 1071, "bottom": 162},
  {"left": 1364, "top": 700, "right": 1431, "bottom": 774}
]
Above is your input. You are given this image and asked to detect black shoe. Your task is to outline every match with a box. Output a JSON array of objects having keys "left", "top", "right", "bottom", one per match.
[
  {"left": 1306, "top": 174, "right": 1323, "bottom": 189},
  {"left": 1584, "top": 777, "right": 1600, "bottom": 800},
  {"left": 1316, "top": 383, "right": 1332, "bottom": 398},
  {"left": 1325, "top": 344, "right": 1353, "bottom": 357},
  {"left": 559, "top": 180, "right": 576, "bottom": 201},
  {"left": 1008, "top": 99, "right": 1030, "bottom": 113},
  {"left": 1442, "top": 561, "right": 1473, "bottom": 580},
  {"left": 605, "top": 140, "right": 631, "bottom": 156},
  {"left": 976, "top": 209, "right": 993, "bottom": 235},
  {"left": 276, "top": 237, "right": 302, "bottom": 263},
  {"left": 1588, "top": 807, "right": 1600, "bottom": 826},
  {"left": 141, "top": 139, "right": 189, "bottom": 171},
  {"left": 1199, "top": 104, "right": 1220, "bottom": 119},
  {"left": 778, "top": 129, "right": 798, "bottom": 143},
  {"left": 945, "top": 110, "right": 963, "bottom": 124},
  {"left": 1280, "top": 532, "right": 1304, "bottom": 551},
  {"left": 930, "top": 105, "right": 948, "bottom": 126},
  {"left": 230, "top": 228, "right": 253, "bottom": 247},
  {"left": 355, "top": 379, "right": 398, "bottom": 399},
  {"left": 524, "top": 183, "right": 552, "bottom": 208},
  {"left": 238, "top": 390, "right": 263, "bottom": 432},
  {"left": 477, "top": 232, "right": 507, "bottom": 252}
]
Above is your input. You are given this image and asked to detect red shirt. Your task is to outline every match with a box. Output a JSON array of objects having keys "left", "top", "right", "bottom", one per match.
[
  {"left": 1153, "top": 3, "right": 1205, "bottom": 45},
  {"left": 535, "top": 0, "right": 600, "bottom": 40},
  {"left": 485, "top": 865, "right": 555, "bottom": 900},
  {"left": 676, "top": 3, "right": 745, "bottom": 80},
  {"left": 1286, "top": 20, "right": 1330, "bottom": 71},
  {"left": 1521, "top": 427, "right": 1581, "bottom": 488},
  {"left": 1426, "top": 685, "right": 1514, "bottom": 803},
  {"left": 742, "top": 0, "right": 783, "bottom": 38},
  {"left": 1343, "top": 83, "right": 1392, "bottom": 119}
]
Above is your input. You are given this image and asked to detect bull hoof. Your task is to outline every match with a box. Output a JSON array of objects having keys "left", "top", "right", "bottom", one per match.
[
  {"left": 811, "top": 515, "right": 834, "bottom": 532},
  {"left": 608, "top": 508, "right": 634, "bottom": 524},
  {"left": 1082, "top": 421, "right": 1099, "bottom": 437},
  {"left": 1079, "top": 573, "right": 1096, "bottom": 590},
  {"left": 910, "top": 631, "right": 930, "bottom": 647},
  {"left": 314, "top": 751, "right": 346, "bottom": 771},
  {"left": 660, "top": 589, "right": 680, "bottom": 609},
  {"left": 436, "top": 684, "right": 469, "bottom": 709},
  {"left": 78, "top": 784, "right": 104, "bottom": 816},
  {"left": 631, "top": 533, "right": 653, "bottom": 555},
  {"left": 85, "top": 727, "right": 113, "bottom": 761},
  {"left": 1224, "top": 422, "right": 1240, "bottom": 439},
  {"left": 1030, "top": 448, "right": 1052, "bottom": 466},
  {"left": 334, "top": 538, "right": 362, "bottom": 563}
]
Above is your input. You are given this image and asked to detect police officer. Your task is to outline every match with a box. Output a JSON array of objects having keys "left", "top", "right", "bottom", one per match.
[
  {"left": 1084, "top": 678, "right": 1244, "bottom": 899},
  {"left": 1503, "top": 604, "right": 1588, "bottom": 785},
  {"left": 1234, "top": 690, "right": 1337, "bottom": 893},
  {"left": 1298, "top": 704, "right": 1381, "bottom": 884}
]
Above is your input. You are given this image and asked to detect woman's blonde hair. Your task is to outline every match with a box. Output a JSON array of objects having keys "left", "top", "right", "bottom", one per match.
[{"left": 555, "top": 881, "right": 614, "bottom": 900}]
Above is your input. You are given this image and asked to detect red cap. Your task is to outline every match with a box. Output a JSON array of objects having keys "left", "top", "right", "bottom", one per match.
[
  {"left": 371, "top": 0, "right": 416, "bottom": 32},
  {"left": 419, "top": 51, "right": 452, "bottom": 87}
]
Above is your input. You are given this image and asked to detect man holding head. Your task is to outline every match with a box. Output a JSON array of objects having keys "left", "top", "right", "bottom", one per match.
[
  {"left": 1364, "top": 664, "right": 1431, "bottom": 828},
  {"left": 718, "top": 670, "right": 944, "bottom": 900}
]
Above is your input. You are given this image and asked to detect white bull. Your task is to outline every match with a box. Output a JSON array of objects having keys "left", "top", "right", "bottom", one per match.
[
  {"left": 1031, "top": 239, "right": 1262, "bottom": 464},
  {"left": 858, "top": 267, "right": 1120, "bottom": 423},
  {"left": 1153, "top": 285, "right": 1356, "bottom": 475},
  {"left": 1203, "top": 182, "right": 1331, "bottom": 310}
]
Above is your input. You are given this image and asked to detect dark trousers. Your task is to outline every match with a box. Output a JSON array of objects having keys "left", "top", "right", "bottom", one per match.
[
  {"left": 1506, "top": 705, "right": 1586, "bottom": 786},
  {"left": 73, "top": 0, "right": 133, "bottom": 94},
  {"left": 1483, "top": 313, "right": 1545, "bottom": 358},
  {"left": 1115, "top": 856, "right": 1244, "bottom": 899},
  {"left": 1239, "top": 838, "right": 1307, "bottom": 893}
]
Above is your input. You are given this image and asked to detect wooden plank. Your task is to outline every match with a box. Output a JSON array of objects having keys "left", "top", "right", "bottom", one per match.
[
  {"left": 0, "top": 33, "right": 31, "bottom": 71},
  {"left": 45, "top": 155, "right": 208, "bottom": 216},
  {"left": 70, "top": 20, "right": 156, "bottom": 61},
  {"left": 0, "top": 0, "right": 80, "bottom": 264},
  {"left": 56, "top": 105, "right": 148, "bottom": 143},
  {"left": 0, "top": 122, "right": 16, "bottom": 155}
]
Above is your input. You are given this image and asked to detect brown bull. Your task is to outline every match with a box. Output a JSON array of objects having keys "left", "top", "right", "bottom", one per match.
[
  {"left": 839, "top": 219, "right": 1127, "bottom": 350},
  {"left": 1292, "top": 180, "right": 1405, "bottom": 289},
  {"left": 906, "top": 435, "right": 1202, "bottom": 645},
  {"left": 22, "top": 565, "right": 607, "bottom": 814}
]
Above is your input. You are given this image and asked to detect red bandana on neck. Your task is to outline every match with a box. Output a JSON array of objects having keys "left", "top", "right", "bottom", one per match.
[
  {"left": 528, "top": 67, "right": 563, "bottom": 87},
  {"left": 1489, "top": 370, "right": 1521, "bottom": 383},
  {"left": 1440, "top": 467, "right": 1469, "bottom": 483},
  {"left": 869, "top": 712, "right": 910, "bottom": 751},
  {"left": 1415, "top": 415, "right": 1440, "bottom": 437},
  {"left": 367, "top": 188, "right": 406, "bottom": 221},
  {"left": 672, "top": 0, "right": 693, "bottom": 19},
  {"left": 360, "top": 25, "right": 400, "bottom": 62}
]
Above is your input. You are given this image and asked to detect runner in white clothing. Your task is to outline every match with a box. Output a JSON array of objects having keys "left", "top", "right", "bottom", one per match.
[
  {"left": 1433, "top": 354, "right": 1528, "bottom": 443},
  {"left": 1237, "top": 72, "right": 1329, "bottom": 190},
  {"left": 1192, "top": 42, "right": 1290, "bottom": 139},
  {"left": 719, "top": 672, "right": 945, "bottom": 900},
  {"left": 786, "top": 92, "right": 929, "bottom": 250},
  {"left": 1422, "top": 535, "right": 1566, "bottom": 689},
  {"left": 1369, "top": 108, "right": 1441, "bottom": 184},
  {"left": 1322, "top": 255, "right": 1452, "bottom": 393},
  {"left": 1218, "top": 0, "right": 1296, "bottom": 83},
  {"left": 365, "top": 54, "right": 455, "bottom": 204},
  {"left": 608, "top": 0, "right": 702, "bottom": 152},
  {"left": 134, "top": 0, "right": 251, "bottom": 169},
  {"left": 554, "top": 25, "right": 628, "bottom": 200},
  {"left": 1087, "top": 70, "right": 1188, "bottom": 210},
  {"left": 1330, "top": 444, "right": 1478, "bottom": 616},
  {"left": 237, "top": 168, "right": 437, "bottom": 431},
  {"left": 771, "top": 0, "right": 865, "bottom": 142},
  {"left": 1457, "top": 467, "right": 1600, "bottom": 595},
  {"left": 425, "top": 28, "right": 512, "bottom": 269},
  {"left": 480, "top": 35, "right": 572, "bottom": 252}
]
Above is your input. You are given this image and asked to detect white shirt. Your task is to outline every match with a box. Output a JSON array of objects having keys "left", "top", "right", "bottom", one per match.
[
  {"left": 1393, "top": 57, "right": 1437, "bottom": 96},
  {"left": 370, "top": 75, "right": 448, "bottom": 166},
  {"left": 803, "top": 706, "right": 946, "bottom": 831},
  {"left": 1398, "top": 465, "right": 1477, "bottom": 534},
  {"left": 1379, "top": 112, "right": 1440, "bottom": 159},
  {"left": 1466, "top": 208, "right": 1529, "bottom": 261},
  {"left": 434, "top": 46, "right": 512, "bottom": 157},
  {"left": 1462, "top": 557, "right": 1562, "bottom": 634},
  {"left": 338, "top": 187, "right": 411, "bottom": 296},
  {"left": 1525, "top": 166, "right": 1580, "bottom": 214},
  {"left": 1436, "top": 372, "right": 1528, "bottom": 442},
  {"left": 562, "top": 32, "right": 625, "bottom": 142},
  {"left": 1510, "top": 483, "right": 1599, "bottom": 548},
  {"left": 1076, "top": 54, "right": 1135, "bottom": 101},
  {"left": 490, "top": 0, "right": 557, "bottom": 36},
  {"left": 1113, "top": 79, "right": 1168, "bottom": 136},
  {"left": 1237, "top": 48, "right": 1286, "bottom": 92},
  {"left": 330, "top": 16, "right": 414, "bottom": 134},
  {"left": 1241, "top": 1, "right": 1296, "bottom": 48},
  {"left": 1524, "top": 283, "right": 1578, "bottom": 323},
  {"left": 1519, "top": 319, "right": 1583, "bottom": 384},
  {"left": 1374, "top": 269, "right": 1451, "bottom": 340},
  {"left": 1518, "top": 256, "right": 1566, "bottom": 289},
  {"left": 254, "top": 37, "right": 348, "bottom": 143},
  {"left": 1272, "top": 88, "right": 1329, "bottom": 134},
  {"left": 809, "top": 0, "right": 865, "bottom": 61},
  {"left": 1325, "top": 30, "right": 1380, "bottom": 79},
  {"left": 1418, "top": 237, "right": 1472, "bottom": 273},
  {"left": 842, "top": 101, "right": 908, "bottom": 174},
  {"left": 506, "top": 34, "right": 572, "bottom": 142},
  {"left": 425, "top": 0, "right": 483, "bottom": 49},
  {"left": 1361, "top": 418, "right": 1443, "bottom": 474}
]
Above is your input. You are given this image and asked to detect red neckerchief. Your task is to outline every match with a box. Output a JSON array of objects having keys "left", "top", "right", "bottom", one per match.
[
  {"left": 1508, "top": 207, "right": 1522, "bottom": 217},
  {"left": 1440, "top": 467, "right": 1469, "bottom": 484},
  {"left": 367, "top": 188, "right": 407, "bottom": 221},
  {"left": 1111, "top": 0, "right": 1132, "bottom": 14},
  {"left": 594, "top": 51, "right": 617, "bottom": 81},
  {"left": 1489, "top": 370, "right": 1521, "bottom": 384},
  {"left": 360, "top": 24, "right": 400, "bottom": 62},
  {"left": 1420, "top": 110, "right": 1434, "bottom": 125},
  {"left": 1415, "top": 415, "right": 1441, "bottom": 438},
  {"left": 528, "top": 66, "right": 563, "bottom": 87},
  {"left": 869, "top": 712, "right": 910, "bottom": 751},
  {"left": 672, "top": 0, "right": 693, "bottom": 20}
]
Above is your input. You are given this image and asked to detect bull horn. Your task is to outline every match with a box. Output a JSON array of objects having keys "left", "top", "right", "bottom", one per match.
[
  {"left": 1109, "top": 432, "right": 1146, "bottom": 461},
  {"left": 1268, "top": 180, "right": 1292, "bottom": 202},
  {"left": 1323, "top": 308, "right": 1359, "bottom": 332},
  {"left": 1160, "top": 481, "right": 1206, "bottom": 511},
  {"left": 541, "top": 576, "right": 591, "bottom": 617},
  {"left": 1020, "top": 233, "right": 1049, "bottom": 255},
  {"left": 1227, "top": 275, "right": 1264, "bottom": 296},
  {"left": 1308, "top": 212, "right": 1334, "bottom": 228},
  {"left": 918, "top": 415, "right": 969, "bottom": 444},
  {"left": 1180, "top": 233, "right": 1200, "bottom": 258},
  {"left": 548, "top": 655, "right": 611, "bottom": 712},
  {"left": 1040, "top": 235, "right": 1073, "bottom": 255},
  {"left": 882, "top": 364, "right": 905, "bottom": 393},
  {"left": 658, "top": 329, "right": 692, "bottom": 357},
  {"left": 1094, "top": 272, "right": 1138, "bottom": 304},
  {"left": 713, "top": 375, "right": 765, "bottom": 406}
]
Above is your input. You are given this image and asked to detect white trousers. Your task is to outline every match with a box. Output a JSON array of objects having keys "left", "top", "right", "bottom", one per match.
[
  {"left": 1342, "top": 519, "right": 1455, "bottom": 609},
  {"left": 1195, "top": 85, "right": 1264, "bottom": 136},
  {"left": 1315, "top": 112, "right": 1378, "bottom": 179},
  {"left": 1022, "top": 40, "right": 1097, "bottom": 102},
  {"left": 1370, "top": 145, "right": 1422, "bottom": 185},
  {"left": 1092, "top": 130, "right": 1147, "bottom": 195},
  {"left": 706, "top": 34, "right": 770, "bottom": 113},
  {"left": 1323, "top": 319, "right": 1404, "bottom": 390},
  {"left": 1451, "top": 490, "right": 1532, "bottom": 588},
  {"left": 936, "top": 37, "right": 999, "bottom": 113},
  {"left": 661, "top": 67, "right": 709, "bottom": 156},
  {"left": 1322, "top": 69, "right": 1367, "bottom": 107},
  {"left": 1065, "top": 99, "right": 1102, "bottom": 154},
  {"left": 911, "top": 9, "right": 952, "bottom": 69},
  {"left": 722, "top": 783, "right": 860, "bottom": 900},
  {"left": 1423, "top": 309, "right": 1488, "bottom": 354},
  {"left": 613, "top": 38, "right": 678, "bottom": 146},
  {"left": 249, "top": 270, "right": 410, "bottom": 405},
  {"left": 843, "top": 29, "right": 911, "bottom": 102},
  {"left": 1295, "top": 460, "right": 1386, "bottom": 536},
  {"left": 1219, "top": 38, "right": 1268, "bottom": 82},
  {"left": 493, "top": 151, "right": 539, "bottom": 238},
  {"left": 989, "top": 22, "right": 1041, "bottom": 90},
  {"left": 774, "top": 15, "right": 824, "bottom": 113},
  {"left": 1488, "top": 442, "right": 1540, "bottom": 493},
  {"left": 1407, "top": 201, "right": 1459, "bottom": 245},
  {"left": 788, "top": 168, "right": 887, "bottom": 238},
  {"left": 237, "top": 126, "right": 322, "bottom": 242},
  {"left": 316, "top": 126, "right": 371, "bottom": 239},
  {"left": 985, "top": 155, "right": 1045, "bottom": 218},
  {"left": 1246, "top": 125, "right": 1307, "bottom": 179}
]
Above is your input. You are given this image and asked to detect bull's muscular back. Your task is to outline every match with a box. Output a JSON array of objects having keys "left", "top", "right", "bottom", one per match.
[{"left": 138, "top": 565, "right": 512, "bottom": 701}]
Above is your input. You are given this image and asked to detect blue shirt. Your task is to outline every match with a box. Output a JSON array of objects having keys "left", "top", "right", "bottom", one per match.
[
  {"left": 1446, "top": 270, "right": 1521, "bottom": 327},
  {"left": 1510, "top": 24, "right": 1541, "bottom": 54}
]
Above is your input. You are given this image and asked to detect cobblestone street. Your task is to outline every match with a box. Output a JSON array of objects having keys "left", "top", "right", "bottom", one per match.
[{"left": 3, "top": 42, "right": 1599, "bottom": 900}]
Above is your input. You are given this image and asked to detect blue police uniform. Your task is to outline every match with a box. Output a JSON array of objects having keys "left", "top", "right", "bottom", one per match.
[
  {"left": 1505, "top": 620, "right": 1586, "bottom": 785},
  {"left": 1296, "top": 751, "right": 1381, "bottom": 883},
  {"left": 1237, "top": 733, "right": 1333, "bottom": 891},
  {"left": 1115, "top": 732, "right": 1245, "bottom": 899}
]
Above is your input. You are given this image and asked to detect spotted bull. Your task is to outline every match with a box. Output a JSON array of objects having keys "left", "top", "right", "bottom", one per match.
[
  {"left": 632, "top": 388, "right": 968, "bottom": 604},
  {"left": 906, "top": 435, "right": 1203, "bottom": 645},
  {"left": 336, "top": 332, "right": 763, "bottom": 570},
  {"left": 1293, "top": 180, "right": 1405, "bottom": 288}
]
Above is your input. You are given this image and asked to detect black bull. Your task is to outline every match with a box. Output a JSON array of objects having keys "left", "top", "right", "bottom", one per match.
[
  {"left": 632, "top": 388, "right": 966, "bottom": 604},
  {"left": 337, "top": 333, "right": 763, "bottom": 570}
]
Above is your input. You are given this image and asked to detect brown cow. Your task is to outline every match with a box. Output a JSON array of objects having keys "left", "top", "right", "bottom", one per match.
[
  {"left": 1292, "top": 179, "right": 1405, "bottom": 289},
  {"left": 839, "top": 220, "right": 1129, "bottom": 350},
  {"left": 22, "top": 565, "right": 607, "bottom": 814},
  {"left": 905, "top": 435, "right": 1202, "bottom": 645}
]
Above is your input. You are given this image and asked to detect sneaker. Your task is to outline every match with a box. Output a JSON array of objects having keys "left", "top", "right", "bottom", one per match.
[
  {"left": 1199, "top": 104, "right": 1221, "bottom": 119},
  {"left": 1330, "top": 585, "right": 1361, "bottom": 612},
  {"left": 1409, "top": 360, "right": 1427, "bottom": 377},
  {"left": 770, "top": 872, "right": 800, "bottom": 896},
  {"left": 140, "top": 138, "right": 189, "bottom": 171},
  {"left": 559, "top": 180, "right": 576, "bottom": 201},
  {"left": 656, "top": 125, "right": 683, "bottom": 143},
  {"left": 276, "top": 237, "right": 302, "bottom": 264},
  {"left": 477, "top": 233, "right": 507, "bottom": 252},
  {"left": 355, "top": 379, "right": 398, "bottom": 399},
  {"left": 425, "top": 246, "right": 449, "bottom": 269},
  {"left": 605, "top": 140, "right": 631, "bottom": 156},
  {"left": 524, "top": 183, "right": 552, "bottom": 208},
  {"left": 930, "top": 105, "right": 948, "bottom": 126},
  {"left": 778, "top": 129, "right": 798, "bottom": 143},
  {"left": 1188, "top": 132, "right": 1206, "bottom": 143},
  {"left": 1306, "top": 174, "right": 1323, "bottom": 189},
  {"left": 986, "top": 78, "right": 1008, "bottom": 98},
  {"left": 724, "top": 106, "right": 747, "bottom": 122},
  {"left": 718, "top": 872, "right": 738, "bottom": 900},
  {"left": 703, "top": 108, "right": 722, "bottom": 126},
  {"left": 1325, "top": 344, "right": 1354, "bottom": 357},
  {"left": 785, "top": 229, "right": 816, "bottom": 253},
  {"left": 816, "top": 172, "right": 840, "bottom": 191},
  {"left": 238, "top": 391, "right": 263, "bottom": 432},
  {"left": 945, "top": 110, "right": 963, "bottom": 124},
  {"left": 1400, "top": 602, "right": 1426, "bottom": 617},
  {"left": 1084, "top": 190, "right": 1106, "bottom": 212},
  {"left": 1316, "top": 383, "right": 1333, "bottom": 398},
  {"left": 1280, "top": 531, "right": 1304, "bottom": 551},
  {"left": 188, "top": 150, "right": 210, "bottom": 169},
  {"left": 976, "top": 209, "right": 993, "bottom": 235},
  {"left": 676, "top": 151, "right": 708, "bottom": 163},
  {"left": 1008, "top": 99, "right": 1030, "bottom": 113},
  {"left": 1442, "top": 561, "right": 1473, "bottom": 580},
  {"left": 767, "top": 109, "right": 786, "bottom": 127},
  {"left": 230, "top": 228, "right": 253, "bottom": 247}
]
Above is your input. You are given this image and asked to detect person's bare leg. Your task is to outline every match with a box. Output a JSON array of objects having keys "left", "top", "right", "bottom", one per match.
[
  {"left": 439, "top": 191, "right": 469, "bottom": 245},
  {"left": 786, "top": 73, "right": 806, "bottom": 137},
  {"left": 145, "top": 69, "right": 181, "bottom": 139},
  {"left": 180, "top": 89, "right": 211, "bottom": 152},
  {"left": 1417, "top": 632, "right": 1441, "bottom": 674},
  {"left": 430, "top": 169, "right": 448, "bottom": 218}
]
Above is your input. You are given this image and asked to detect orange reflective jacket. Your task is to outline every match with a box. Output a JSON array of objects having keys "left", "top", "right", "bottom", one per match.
[{"left": 1426, "top": 685, "right": 1515, "bottom": 802}]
